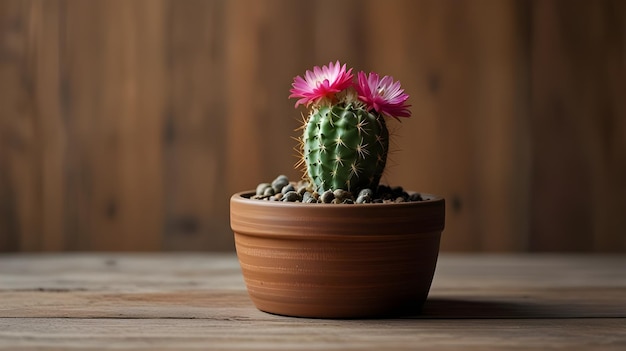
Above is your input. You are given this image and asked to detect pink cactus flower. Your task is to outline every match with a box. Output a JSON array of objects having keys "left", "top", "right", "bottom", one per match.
[
  {"left": 355, "top": 71, "right": 411, "bottom": 118},
  {"left": 289, "top": 61, "right": 354, "bottom": 107}
]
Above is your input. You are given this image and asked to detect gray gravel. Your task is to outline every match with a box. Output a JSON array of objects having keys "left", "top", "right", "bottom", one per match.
[{"left": 251, "top": 175, "right": 423, "bottom": 204}]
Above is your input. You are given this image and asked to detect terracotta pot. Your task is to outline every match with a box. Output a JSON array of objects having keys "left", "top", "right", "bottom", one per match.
[{"left": 230, "top": 190, "right": 445, "bottom": 318}]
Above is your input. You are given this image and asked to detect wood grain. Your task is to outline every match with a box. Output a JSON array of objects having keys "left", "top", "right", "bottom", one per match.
[
  {"left": 530, "top": 0, "right": 626, "bottom": 252},
  {"left": 0, "top": 253, "right": 625, "bottom": 350},
  {"left": 162, "top": 0, "right": 230, "bottom": 251},
  {"left": 0, "top": 0, "right": 624, "bottom": 252}
]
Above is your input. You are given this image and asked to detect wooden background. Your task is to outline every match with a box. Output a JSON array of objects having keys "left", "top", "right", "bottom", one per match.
[{"left": 1, "top": 0, "right": 624, "bottom": 252}]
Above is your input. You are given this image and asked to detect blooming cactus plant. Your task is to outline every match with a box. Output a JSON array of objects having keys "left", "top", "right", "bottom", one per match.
[{"left": 289, "top": 61, "right": 411, "bottom": 194}]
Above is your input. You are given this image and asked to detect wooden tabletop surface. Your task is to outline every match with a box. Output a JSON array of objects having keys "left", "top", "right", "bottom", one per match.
[{"left": 1, "top": 253, "right": 624, "bottom": 350}]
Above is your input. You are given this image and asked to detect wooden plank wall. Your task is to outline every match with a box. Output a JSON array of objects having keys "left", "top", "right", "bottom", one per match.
[{"left": 0, "top": 0, "right": 624, "bottom": 252}]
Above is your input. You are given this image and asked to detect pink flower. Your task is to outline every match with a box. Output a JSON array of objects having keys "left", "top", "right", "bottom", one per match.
[
  {"left": 355, "top": 71, "right": 411, "bottom": 118},
  {"left": 289, "top": 61, "right": 354, "bottom": 107}
]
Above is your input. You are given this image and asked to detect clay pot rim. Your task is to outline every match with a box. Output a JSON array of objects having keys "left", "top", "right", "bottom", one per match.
[
  {"left": 231, "top": 190, "right": 446, "bottom": 238},
  {"left": 231, "top": 190, "right": 444, "bottom": 209}
]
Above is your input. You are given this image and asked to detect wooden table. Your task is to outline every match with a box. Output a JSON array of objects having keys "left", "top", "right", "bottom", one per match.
[{"left": 1, "top": 253, "right": 624, "bottom": 350}]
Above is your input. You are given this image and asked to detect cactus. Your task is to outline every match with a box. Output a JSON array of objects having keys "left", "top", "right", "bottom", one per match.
[
  {"left": 290, "top": 61, "right": 410, "bottom": 194},
  {"left": 302, "top": 103, "right": 388, "bottom": 193}
]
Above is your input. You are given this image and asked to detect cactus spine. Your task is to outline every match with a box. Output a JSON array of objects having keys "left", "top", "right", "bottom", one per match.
[{"left": 301, "top": 102, "right": 389, "bottom": 193}]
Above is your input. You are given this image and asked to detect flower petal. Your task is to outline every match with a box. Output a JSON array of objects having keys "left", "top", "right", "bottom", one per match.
[
  {"left": 355, "top": 71, "right": 411, "bottom": 118},
  {"left": 289, "top": 61, "right": 354, "bottom": 107}
]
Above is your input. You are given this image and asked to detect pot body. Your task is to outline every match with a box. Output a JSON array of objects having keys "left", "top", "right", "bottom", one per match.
[{"left": 230, "top": 191, "right": 445, "bottom": 318}]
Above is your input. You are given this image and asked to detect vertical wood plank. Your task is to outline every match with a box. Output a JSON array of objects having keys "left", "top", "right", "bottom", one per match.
[
  {"left": 115, "top": 0, "right": 166, "bottom": 251},
  {"left": 0, "top": 0, "right": 42, "bottom": 250},
  {"left": 312, "top": 0, "right": 367, "bottom": 66},
  {"left": 30, "top": 0, "right": 65, "bottom": 251},
  {"left": 59, "top": 0, "right": 102, "bottom": 250},
  {"left": 0, "top": 0, "right": 69, "bottom": 251},
  {"left": 163, "top": 0, "right": 231, "bottom": 250},
  {"left": 464, "top": 0, "right": 531, "bottom": 251},
  {"left": 530, "top": 0, "right": 626, "bottom": 251}
]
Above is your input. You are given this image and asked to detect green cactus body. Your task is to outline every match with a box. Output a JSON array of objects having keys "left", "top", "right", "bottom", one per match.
[{"left": 302, "top": 103, "right": 389, "bottom": 193}]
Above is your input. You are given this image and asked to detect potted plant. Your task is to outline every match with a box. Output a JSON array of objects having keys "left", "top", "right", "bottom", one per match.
[{"left": 230, "top": 61, "right": 445, "bottom": 318}]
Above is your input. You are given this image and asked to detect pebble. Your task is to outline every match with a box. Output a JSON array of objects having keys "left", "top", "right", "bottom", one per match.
[
  {"left": 271, "top": 175, "right": 290, "bottom": 194},
  {"left": 358, "top": 188, "right": 374, "bottom": 198},
  {"left": 356, "top": 194, "right": 372, "bottom": 204},
  {"left": 302, "top": 191, "right": 313, "bottom": 203},
  {"left": 256, "top": 183, "right": 271, "bottom": 196},
  {"left": 281, "top": 184, "right": 295, "bottom": 194},
  {"left": 282, "top": 191, "right": 301, "bottom": 202},
  {"left": 333, "top": 189, "right": 353, "bottom": 202},
  {"left": 297, "top": 186, "right": 309, "bottom": 196},
  {"left": 356, "top": 188, "right": 373, "bottom": 204},
  {"left": 320, "top": 190, "right": 335, "bottom": 203}
]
